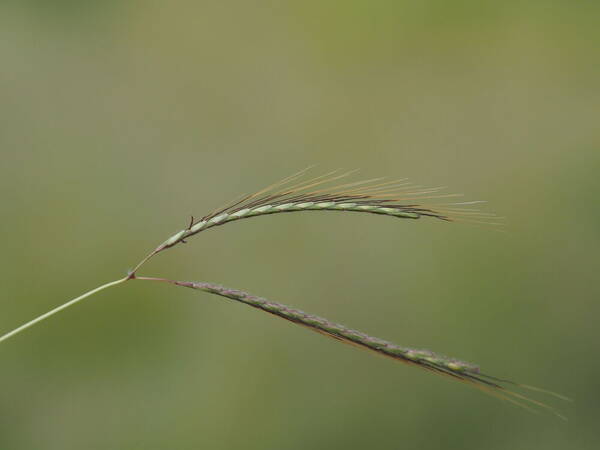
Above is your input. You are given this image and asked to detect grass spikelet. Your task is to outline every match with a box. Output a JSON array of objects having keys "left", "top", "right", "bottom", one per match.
[
  {"left": 155, "top": 169, "right": 497, "bottom": 253},
  {"left": 136, "top": 276, "right": 567, "bottom": 418}
]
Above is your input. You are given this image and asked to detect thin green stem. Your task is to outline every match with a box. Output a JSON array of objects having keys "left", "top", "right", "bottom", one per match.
[
  {"left": 128, "top": 249, "right": 161, "bottom": 278},
  {"left": 0, "top": 277, "right": 129, "bottom": 345}
]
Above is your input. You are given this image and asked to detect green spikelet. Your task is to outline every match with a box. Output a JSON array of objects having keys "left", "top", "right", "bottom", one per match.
[{"left": 156, "top": 169, "right": 496, "bottom": 251}]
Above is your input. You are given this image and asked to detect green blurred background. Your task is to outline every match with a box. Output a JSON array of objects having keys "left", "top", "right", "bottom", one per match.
[{"left": 1, "top": 1, "right": 599, "bottom": 449}]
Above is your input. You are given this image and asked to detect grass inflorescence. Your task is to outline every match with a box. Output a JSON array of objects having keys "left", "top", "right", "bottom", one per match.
[
  {"left": 155, "top": 169, "right": 498, "bottom": 253},
  {"left": 0, "top": 169, "right": 566, "bottom": 418}
]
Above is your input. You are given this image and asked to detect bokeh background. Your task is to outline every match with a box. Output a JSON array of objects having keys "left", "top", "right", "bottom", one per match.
[{"left": 1, "top": 1, "right": 599, "bottom": 449}]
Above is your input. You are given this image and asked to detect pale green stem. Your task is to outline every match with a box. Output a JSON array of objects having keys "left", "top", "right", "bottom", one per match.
[{"left": 0, "top": 277, "right": 129, "bottom": 345}]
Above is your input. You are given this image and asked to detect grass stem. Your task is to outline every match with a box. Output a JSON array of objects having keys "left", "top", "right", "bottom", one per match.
[{"left": 0, "top": 277, "right": 129, "bottom": 345}]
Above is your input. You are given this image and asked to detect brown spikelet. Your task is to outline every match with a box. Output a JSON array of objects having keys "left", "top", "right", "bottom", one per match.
[{"left": 135, "top": 276, "right": 567, "bottom": 419}]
